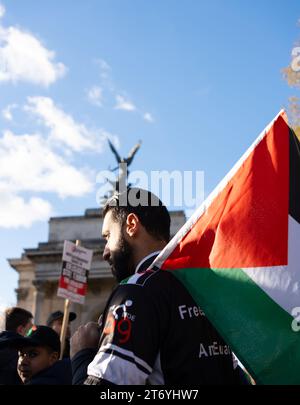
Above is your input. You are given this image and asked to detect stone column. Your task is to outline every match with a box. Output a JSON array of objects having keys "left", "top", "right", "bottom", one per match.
[
  {"left": 14, "top": 287, "right": 29, "bottom": 305},
  {"left": 32, "top": 280, "right": 48, "bottom": 324}
]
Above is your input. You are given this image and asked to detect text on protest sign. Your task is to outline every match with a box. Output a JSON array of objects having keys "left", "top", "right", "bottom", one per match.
[{"left": 57, "top": 240, "right": 93, "bottom": 304}]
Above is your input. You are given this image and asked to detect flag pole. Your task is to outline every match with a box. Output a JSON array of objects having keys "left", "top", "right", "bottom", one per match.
[{"left": 59, "top": 239, "right": 80, "bottom": 360}]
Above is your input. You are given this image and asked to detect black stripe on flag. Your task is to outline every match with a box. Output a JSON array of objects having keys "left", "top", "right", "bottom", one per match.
[{"left": 289, "top": 128, "right": 300, "bottom": 224}]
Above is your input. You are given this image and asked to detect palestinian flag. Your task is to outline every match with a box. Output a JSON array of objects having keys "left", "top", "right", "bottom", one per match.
[{"left": 152, "top": 110, "right": 300, "bottom": 384}]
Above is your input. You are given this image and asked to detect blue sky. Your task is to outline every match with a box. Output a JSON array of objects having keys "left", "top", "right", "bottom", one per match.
[{"left": 0, "top": 0, "right": 299, "bottom": 310}]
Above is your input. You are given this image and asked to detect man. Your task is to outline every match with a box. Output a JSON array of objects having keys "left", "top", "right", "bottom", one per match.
[
  {"left": 46, "top": 310, "right": 76, "bottom": 358},
  {"left": 71, "top": 188, "right": 240, "bottom": 384},
  {"left": 0, "top": 307, "right": 33, "bottom": 385},
  {"left": 4, "top": 307, "right": 33, "bottom": 337},
  {"left": 14, "top": 325, "right": 71, "bottom": 385}
]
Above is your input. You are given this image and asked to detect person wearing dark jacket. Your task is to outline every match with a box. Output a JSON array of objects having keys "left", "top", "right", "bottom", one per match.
[
  {"left": 0, "top": 307, "right": 33, "bottom": 385},
  {"left": 0, "top": 331, "right": 23, "bottom": 385},
  {"left": 71, "top": 346, "right": 98, "bottom": 385},
  {"left": 2, "top": 325, "right": 72, "bottom": 385},
  {"left": 46, "top": 310, "right": 77, "bottom": 359},
  {"left": 71, "top": 188, "right": 242, "bottom": 385},
  {"left": 25, "top": 357, "right": 72, "bottom": 385}
]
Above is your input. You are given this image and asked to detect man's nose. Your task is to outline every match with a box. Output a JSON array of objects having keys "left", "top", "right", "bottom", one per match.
[{"left": 19, "top": 356, "right": 29, "bottom": 366}]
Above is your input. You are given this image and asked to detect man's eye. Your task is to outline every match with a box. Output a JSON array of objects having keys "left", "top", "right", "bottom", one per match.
[
  {"left": 28, "top": 351, "right": 39, "bottom": 358},
  {"left": 19, "top": 351, "right": 38, "bottom": 359}
]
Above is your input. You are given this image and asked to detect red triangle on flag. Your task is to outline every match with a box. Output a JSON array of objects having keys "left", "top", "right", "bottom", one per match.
[{"left": 161, "top": 111, "right": 289, "bottom": 270}]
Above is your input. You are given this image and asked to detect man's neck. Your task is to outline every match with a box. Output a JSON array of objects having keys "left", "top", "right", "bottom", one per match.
[
  {"left": 135, "top": 251, "right": 162, "bottom": 273},
  {"left": 132, "top": 240, "right": 166, "bottom": 270}
]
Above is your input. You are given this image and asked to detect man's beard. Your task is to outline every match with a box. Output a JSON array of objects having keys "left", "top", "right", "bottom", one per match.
[{"left": 109, "top": 235, "right": 134, "bottom": 282}]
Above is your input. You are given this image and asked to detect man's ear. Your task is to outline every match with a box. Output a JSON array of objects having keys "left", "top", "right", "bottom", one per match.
[
  {"left": 126, "top": 213, "right": 140, "bottom": 237},
  {"left": 49, "top": 351, "right": 59, "bottom": 366},
  {"left": 16, "top": 325, "right": 25, "bottom": 336}
]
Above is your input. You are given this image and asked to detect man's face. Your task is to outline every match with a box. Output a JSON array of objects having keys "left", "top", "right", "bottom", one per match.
[
  {"left": 51, "top": 318, "right": 71, "bottom": 339},
  {"left": 17, "top": 346, "right": 58, "bottom": 384},
  {"left": 102, "top": 210, "right": 134, "bottom": 282}
]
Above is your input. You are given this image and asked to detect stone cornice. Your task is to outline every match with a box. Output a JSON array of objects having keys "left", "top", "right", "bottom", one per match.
[{"left": 7, "top": 256, "right": 34, "bottom": 272}]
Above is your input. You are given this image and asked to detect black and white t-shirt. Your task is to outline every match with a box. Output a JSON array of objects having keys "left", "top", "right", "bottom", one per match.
[{"left": 86, "top": 253, "right": 238, "bottom": 385}]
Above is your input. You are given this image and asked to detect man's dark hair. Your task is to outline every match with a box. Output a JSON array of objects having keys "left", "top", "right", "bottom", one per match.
[
  {"left": 103, "top": 188, "right": 171, "bottom": 242},
  {"left": 5, "top": 307, "right": 33, "bottom": 332}
]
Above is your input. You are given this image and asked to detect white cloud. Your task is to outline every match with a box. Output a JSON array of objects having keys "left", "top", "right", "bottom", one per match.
[
  {"left": 96, "top": 58, "right": 111, "bottom": 80},
  {"left": 87, "top": 86, "right": 103, "bottom": 107},
  {"left": 143, "top": 112, "right": 154, "bottom": 123},
  {"left": 0, "top": 130, "right": 93, "bottom": 197},
  {"left": 0, "top": 20, "right": 66, "bottom": 86},
  {"left": 95, "top": 58, "right": 115, "bottom": 94},
  {"left": 115, "top": 95, "right": 136, "bottom": 111},
  {"left": 93, "top": 59, "right": 152, "bottom": 122},
  {"left": 0, "top": 3, "right": 5, "bottom": 19},
  {"left": 0, "top": 91, "right": 122, "bottom": 228},
  {"left": 25, "top": 96, "right": 105, "bottom": 152},
  {"left": 0, "top": 190, "right": 52, "bottom": 228},
  {"left": 97, "top": 59, "right": 111, "bottom": 71},
  {"left": 2, "top": 103, "right": 17, "bottom": 121}
]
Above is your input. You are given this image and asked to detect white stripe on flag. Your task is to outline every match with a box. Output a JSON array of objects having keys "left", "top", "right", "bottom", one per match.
[{"left": 242, "top": 215, "right": 300, "bottom": 314}]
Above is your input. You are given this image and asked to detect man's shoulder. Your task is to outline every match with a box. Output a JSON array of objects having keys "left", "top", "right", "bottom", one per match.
[
  {"left": 105, "top": 269, "right": 173, "bottom": 309},
  {"left": 0, "top": 330, "right": 20, "bottom": 341},
  {"left": 121, "top": 267, "right": 173, "bottom": 288},
  {"left": 0, "top": 331, "right": 19, "bottom": 367}
]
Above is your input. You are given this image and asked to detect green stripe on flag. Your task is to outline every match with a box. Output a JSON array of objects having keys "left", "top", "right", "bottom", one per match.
[{"left": 170, "top": 267, "right": 300, "bottom": 384}]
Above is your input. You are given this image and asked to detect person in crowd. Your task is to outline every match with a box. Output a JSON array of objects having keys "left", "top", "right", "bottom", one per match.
[
  {"left": 46, "top": 310, "right": 76, "bottom": 358},
  {"left": 71, "top": 188, "right": 243, "bottom": 385},
  {"left": 0, "top": 307, "right": 33, "bottom": 385},
  {"left": 12, "top": 325, "right": 71, "bottom": 385}
]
